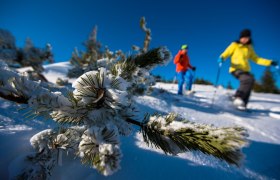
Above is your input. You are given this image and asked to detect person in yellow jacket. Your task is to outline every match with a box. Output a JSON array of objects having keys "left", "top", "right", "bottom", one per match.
[{"left": 218, "top": 29, "right": 278, "bottom": 110}]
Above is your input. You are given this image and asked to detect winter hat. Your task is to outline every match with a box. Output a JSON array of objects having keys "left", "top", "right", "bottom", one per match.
[
  {"left": 239, "top": 29, "right": 251, "bottom": 38},
  {"left": 181, "top": 44, "right": 188, "bottom": 50}
]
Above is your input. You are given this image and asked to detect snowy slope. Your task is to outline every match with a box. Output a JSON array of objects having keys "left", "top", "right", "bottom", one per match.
[{"left": 1, "top": 62, "right": 280, "bottom": 180}]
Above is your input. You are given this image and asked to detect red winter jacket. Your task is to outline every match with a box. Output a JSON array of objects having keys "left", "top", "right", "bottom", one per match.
[{"left": 174, "top": 50, "right": 193, "bottom": 72}]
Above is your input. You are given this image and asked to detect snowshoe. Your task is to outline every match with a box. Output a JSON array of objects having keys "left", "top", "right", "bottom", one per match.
[
  {"left": 185, "top": 90, "right": 195, "bottom": 96},
  {"left": 233, "top": 97, "right": 247, "bottom": 111}
]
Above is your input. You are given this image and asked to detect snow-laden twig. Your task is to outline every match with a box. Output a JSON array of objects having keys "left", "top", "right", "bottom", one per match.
[{"left": 140, "top": 113, "right": 249, "bottom": 166}]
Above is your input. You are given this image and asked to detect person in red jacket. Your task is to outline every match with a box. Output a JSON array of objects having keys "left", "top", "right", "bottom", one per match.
[{"left": 174, "top": 44, "right": 196, "bottom": 95}]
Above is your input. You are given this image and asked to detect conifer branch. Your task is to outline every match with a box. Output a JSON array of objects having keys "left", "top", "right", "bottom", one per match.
[
  {"left": 126, "top": 117, "right": 143, "bottom": 127},
  {"left": 111, "top": 47, "right": 171, "bottom": 82},
  {"left": 16, "top": 149, "right": 56, "bottom": 179},
  {"left": 0, "top": 90, "right": 28, "bottom": 104},
  {"left": 78, "top": 126, "right": 122, "bottom": 176},
  {"left": 130, "top": 47, "right": 171, "bottom": 70},
  {"left": 111, "top": 60, "right": 137, "bottom": 81},
  {"left": 139, "top": 113, "right": 249, "bottom": 166},
  {"left": 140, "top": 17, "right": 151, "bottom": 53}
]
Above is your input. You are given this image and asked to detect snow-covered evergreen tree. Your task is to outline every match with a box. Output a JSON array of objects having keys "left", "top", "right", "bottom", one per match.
[
  {"left": 67, "top": 26, "right": 123, "bottom": 78},
  {"left": 18, "top": 38, "right": 54, "bottom": 73},
  {"left": 67, "top": 17, "right": 162, "bottom": 95},
  {"left": 254, "top": 67, "right": 279, "bottom": 94},
  {"left": 0, "top": 29, "right": 18, "bottom": 65},
  {"left": 0, "top": 29, "right": 54, "bottom": 79}
]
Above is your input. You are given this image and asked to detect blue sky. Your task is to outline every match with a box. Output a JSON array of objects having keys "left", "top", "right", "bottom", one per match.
[{"left": 1, "top": 0, "right": 280, "bottom": 88}]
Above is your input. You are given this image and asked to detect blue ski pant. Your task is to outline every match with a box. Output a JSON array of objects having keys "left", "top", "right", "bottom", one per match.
[{"left": 177, "top": 70, "right": 194, "bottom": 95}]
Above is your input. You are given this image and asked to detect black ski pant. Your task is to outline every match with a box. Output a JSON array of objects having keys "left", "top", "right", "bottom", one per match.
[{"left": 232, "top": 70, "right": 255, "bottom": 106}]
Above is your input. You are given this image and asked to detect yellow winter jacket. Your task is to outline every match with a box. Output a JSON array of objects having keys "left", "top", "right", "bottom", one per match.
[{"left": 220, "top": 42, "right": 272, "bottom": 73}]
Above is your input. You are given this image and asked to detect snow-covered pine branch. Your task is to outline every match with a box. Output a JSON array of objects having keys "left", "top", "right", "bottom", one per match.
[
  {"left": 1, "top": 60, "right": 134, "bottom": 178},
  {"left": 140, "top": 113, "right": 249, "bottom": 166},
  {"left": 17, "top": 127, "right": 85, "bottom": 179},
  {"left": 79, "top": 125, "right": 122, "bottom": 176},
  {"left": 0, "top": 60, "right": 72, "bottom": 111},
  {"left": 1, "top": 46, "right": 248, "bottom": 179},
  {"left": 110, "top": 47, "right": 171, "bottom": 95}
]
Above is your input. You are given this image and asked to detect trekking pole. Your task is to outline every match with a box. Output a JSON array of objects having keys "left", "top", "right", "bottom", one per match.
[
  {"left": 275, "top": 64, "right": 280, "bottom": 76},
  {"left": 192, "top": 70, "right": 196, "bottom": 92},
  {"left": 172, "top": 74, "right": 177, "bottom": 84},
  {"left": 172, "top": 73, "right": 177, "bottom": 90},
  {"left": 272, "top": 60, "right": 280, "bottom": 78},
  {"left": 211, "top": 62, "right": 222, "bottom": 105}
]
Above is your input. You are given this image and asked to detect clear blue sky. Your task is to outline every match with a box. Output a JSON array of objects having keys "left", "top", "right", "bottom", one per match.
[{"left": 1, "top": 0, "right": 280, "bottom": 88}]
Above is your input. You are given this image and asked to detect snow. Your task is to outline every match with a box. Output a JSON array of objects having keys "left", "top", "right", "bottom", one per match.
[{"left": 1, "top": 62, "right": 280, "bottom": 179}]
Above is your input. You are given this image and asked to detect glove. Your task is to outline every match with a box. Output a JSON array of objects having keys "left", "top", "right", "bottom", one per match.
[
  {"left": 217, "top": 57, "right": 223, "bottom": 64},
  {"left": 192, "top": 66, "right": 196, "bottom": 71},
  {"left": 271, "top": 61, "right": 278, "bottom": 66}
]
